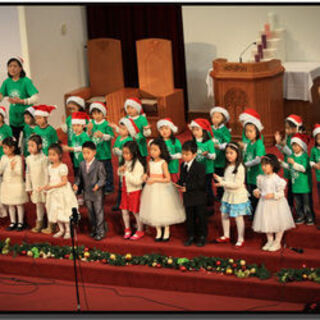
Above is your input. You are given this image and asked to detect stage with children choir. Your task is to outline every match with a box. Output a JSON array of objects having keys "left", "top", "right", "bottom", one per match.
[{"left": 0, "top": 55, "right": 320, "bottom": 310}]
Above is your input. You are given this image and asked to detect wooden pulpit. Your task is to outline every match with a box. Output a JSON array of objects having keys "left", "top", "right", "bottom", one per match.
[
  {"left": 64, "top": 38, "right": 125, "bottom": 115},
  {"left": 210, "top": 59, "right": 285, "bottom": 146},
  {"left": 106, "top": 38, "right": 186, "bottom": 137}
]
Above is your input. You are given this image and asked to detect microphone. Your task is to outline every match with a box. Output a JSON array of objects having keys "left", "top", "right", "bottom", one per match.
[
  {"left": 70, "top": 207, "right": 81, "bottom": 225},
  {"left": 239, "top": 41, "right": 257, "bottom": 63}
]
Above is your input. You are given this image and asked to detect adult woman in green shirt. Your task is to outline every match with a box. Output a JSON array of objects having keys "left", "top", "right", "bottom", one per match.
[{"left": 0, "top": 57, "right": 39, "bottom": 141}]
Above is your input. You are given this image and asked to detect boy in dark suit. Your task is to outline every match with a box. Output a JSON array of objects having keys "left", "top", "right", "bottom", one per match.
[
  {"left": 73, "top": 141, "right": 107, "bottom": 241},
  {"left": 174, "top": 140, "right": 207, "bottom": 247}
]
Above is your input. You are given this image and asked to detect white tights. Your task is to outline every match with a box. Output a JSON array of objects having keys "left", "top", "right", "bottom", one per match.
[
  {"left": 121, "top": 210, "right": 143, "bottom": 232},
  {"left": 36, "top": 203, "right": 45, "bottom": 221},
  {"left": 221, "top": 213, "right": 245, "bottom": 243},
  {"left": 8, "top": 205, "right": 24, "bottom": 224},
  {"left": 266, "top": 231, "right": 284, "bottom": 245}
]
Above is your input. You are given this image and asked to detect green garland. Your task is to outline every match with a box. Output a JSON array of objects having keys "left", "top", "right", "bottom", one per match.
[
  {"left": 0, "top": 237, "right": 270, "bottom": 280},
  {"left": 1, "top": 237, "right": 319, "bottom": 284}
]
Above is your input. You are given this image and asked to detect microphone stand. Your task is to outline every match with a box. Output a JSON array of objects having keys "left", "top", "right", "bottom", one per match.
[
  {"left": 239, "top": 41, "right": 257, "bottom": 63},
  {"left": 70, "top": 208, "right": 81, "bottom": 312}
]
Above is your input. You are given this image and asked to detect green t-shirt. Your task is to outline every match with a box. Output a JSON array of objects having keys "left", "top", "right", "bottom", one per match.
[
  {"left": 126, "top": 115, "right": 149, "bottom": 157},
  {"left": 195, "top": 139, "right": 215, "bottom": 174},
  {"left": 0, "top": 124, "right": 13, "bottom": 157},
  {"left": 22, "top": 124, "right": 35, "bottom": 157},
  {"left": 90, "top": 119, "right": 114, "bottom": 160},
  {"left": 33, "top": 125, "right": 58, "bottom": 156},
  {"left": 113, "top": 135, "right": 133, "bottom": 164},
  {"left": 289, "top": 152, "right": 311, "bottom": 194},
  {"left": 310, "top": 146, "right": 320, "bottom": 182},
  {"left": 164, "top": 138, "right": 182, "bottom": 174},
  {"left": 0, "top": 77, "right": 39, "bottom": 127},
  {"left": 70, "top": 131, "right": 91, "bottom": 168},
  {"left": 212, "top": 125, "right": 231, "bottom": 168},
  {"left": 243, "top": 139, "right": 266, "bottom": 185},
  {"left": 66, "top": 115, "right": 89, "bottom": 146}
]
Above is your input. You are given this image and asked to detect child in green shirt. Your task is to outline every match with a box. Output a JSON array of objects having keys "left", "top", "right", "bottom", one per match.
[
  {"left": 33, "top": 105, "right": 58, "bottom": 156},
  {"left": 62, "top": 111, "right": 91, "bottom": 178},
  {"left": 111, "top": 117, "right": 134, "bottom": 211},
  {"left": 119, "top": 98, "right": 151, "bottom": 157},
  {"left": 210, "top": 107, "right": 231, "bottom": 201},
  {"left": 20, "top": 106, "right": 36, "bottom": 157},
  {"left": 280, "top": 133, "right": 314, "bottom": 225},
  {"left": 310, "top": 124, "right": 320, "bottom": 215},
  {"left": 0, "top": 106, "right": 13, "bottom": 158},
  {"left": 87, "top": 101, "right": 114, "bottom": 194},
  {"left": 61, "top": 96, "right": 86, "bottom": 170},
  {"left": 275, "top": 114, "right": 303, "bottom": 210},
  {"left": 156, "top": 118, "right": 182, "bottom": 184},
  {"left": 241, "top": 111, "right": 266, "bottom": 218},
  {"left": 189, "top": 118, "right": 216, "bottom": 208}
]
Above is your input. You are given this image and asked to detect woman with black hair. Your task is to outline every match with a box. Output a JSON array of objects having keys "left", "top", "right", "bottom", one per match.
[{"left": 0, "top": 56, "right": 39, "bottom": 141}]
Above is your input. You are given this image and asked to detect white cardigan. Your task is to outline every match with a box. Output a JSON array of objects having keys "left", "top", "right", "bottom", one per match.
[{"left": 118, "top": 160, "right": 144, "bottom": 193}]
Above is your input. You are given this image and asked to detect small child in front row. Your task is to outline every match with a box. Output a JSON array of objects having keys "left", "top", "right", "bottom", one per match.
[
  {"left": 214, "top": 142, "right": 251, "bottom": 248},
  {"left": 210, "top": 107, "right": 231, "bottom": 202},
  {"left": 25, "top": 135, "right": 49, "bottom": 233},
  {"left": 87, "top": 101, "right": 114, "bottom": 194},
  {"left": 118, "top": 141, "right": 145, "bottom": 240},
  {"left": 140, "top": 138, "right": 186, "bottom": 242},
  {"left": 0, "top": 137, "right": 28, "bottom": 231},
  {"left": 20, "top": 106, "right": 36, "bottom": 157},
  {"left": 253, "top": 154, "right": 295, "bottom": 252},
  {"left": 240, "top": 109, "right": 266, "bottom": 218},
  {"left": 62, "top": 111, "right": 91, "bottom": 178},
  {"left": 0, "top": 106, "right": 13, "bottom": 158},
  {"left": 175, "top": 140, "right": 207, "bottom": 247},
  {"left": 280, "top": 133, "right": 314, "bottom": 225},
  {"left": 73, "top": 141, "right": 107, "bottom": 241},
  {"left": 33, "top": 105, "right": 58, "bottom": 156},
  {"left": 157, "top": 118, "right": 182, "bottom": 183},
  {"left": 41, "top": 143, "right": 78, "bottom": 239},
  {"left": 275, "top": 114, "right": 303, "bottom": 210},
  {"left": 189, "top": 118, "right": 216, "bottom": 208},
  {"left": 112, "top": 118, "right": 134, "bottom": 211},
  {"left": 310, "top": 124, "right": 320, "bottom": 205}
]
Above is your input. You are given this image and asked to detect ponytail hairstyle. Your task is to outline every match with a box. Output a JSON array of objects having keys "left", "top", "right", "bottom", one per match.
[
  {"left": 120, "top": 140, "right": 147, "bottom": 173},
  {"left": 48, "top": 141, "right": 63, "bottom": 160},
  {"left": 224, "top": 141, "right": 243, "bottom": 175},
  {"left": 2, "top": 136, "right": 20, "bottom": 155},
  {"left": 28, "top": 134, "right": 43, "bottom": 152}
]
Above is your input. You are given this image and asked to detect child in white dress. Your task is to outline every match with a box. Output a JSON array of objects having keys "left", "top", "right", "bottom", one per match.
[
  {"left": 41, "top": 143, "right": 78, "bottom": 239},
  {"left": 214, "top": 142, "right": 251, "bottom": 248},
  {"left": 253, "top": 154, "right": 295, "bottom": 252},
  {"left": 0, "top": 137, "right": 28, "bottom": 231},
  {"left": 139, "top": 138, "right": 186, "bottom": 241},
  {"left": 25, "top": 134, "right": 49, "bottom": 233}
]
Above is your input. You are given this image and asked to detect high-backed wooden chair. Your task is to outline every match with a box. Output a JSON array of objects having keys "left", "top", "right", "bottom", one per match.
[
  {"left": 106, "top": 38, "right": 186, "bottom": 137},
  {"left": 64, "top": 38, "right": 124, "bottom": 117}
]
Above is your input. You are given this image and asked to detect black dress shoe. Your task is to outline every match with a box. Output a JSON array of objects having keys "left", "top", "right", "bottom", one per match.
[
  {"left": 196, "top": 237, "right": 206, "bottom": 247},
  {"left": 162, "top": 237, "right": 170, "bottom": 242},
  {"left": 184, "top": 237, "right": 194, "bottom": 246},
  {"left": 154, "top": 237, "right": 162, "bottom": 242},
  {"left": 6, "top": 223, "right": 17, "bottom": 231},
  {"left": 16, "top": 223, "right": 25, "bottom": 232}
]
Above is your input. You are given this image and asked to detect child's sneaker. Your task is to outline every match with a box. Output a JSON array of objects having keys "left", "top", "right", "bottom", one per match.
[
  {"left": 305, "top": 218, "right": 315, "bottom": 226},
  {"left": 295, "top": 216, "right": 305, "bottom": 224}
]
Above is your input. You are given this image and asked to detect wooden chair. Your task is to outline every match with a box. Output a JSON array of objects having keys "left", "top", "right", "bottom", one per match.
[
  {"left": 106, "top": 38, "right": 186, "bottom": 137},
  {"left": 64, "top": 38, "right": 124, "bottom": 117}
]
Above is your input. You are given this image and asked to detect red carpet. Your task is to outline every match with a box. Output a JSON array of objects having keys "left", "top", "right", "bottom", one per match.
[
  {"left": 0, "top": 129, "right": 319, "bottom": 311},
  {"left": 0, "top": 273, "right": 304, "bottom": 311}
]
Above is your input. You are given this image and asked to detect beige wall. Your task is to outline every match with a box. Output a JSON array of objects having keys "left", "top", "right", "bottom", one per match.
[
  {"left": 24, "top": 6, "right": 88, "bottom": 127},
  {"left": 182, "top": 5, "right": 320, "bottom": 112}
]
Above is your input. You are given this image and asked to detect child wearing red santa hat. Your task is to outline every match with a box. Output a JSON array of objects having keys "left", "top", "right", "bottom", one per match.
[
  {"left": 310, "top": 124, "right": 320, "bottom": 210},
  {"left": 33, "top": 105, "right": 58, "bottom": 156},
  {"left": 280, "top": 133, "right": 314, "bottom": 225}
]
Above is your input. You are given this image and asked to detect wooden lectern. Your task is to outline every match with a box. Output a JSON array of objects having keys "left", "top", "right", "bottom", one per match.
[
  {"left": 106, "top": 38, "right": 186, "bottom": 137},
  {"left": 210, "top": 59, "right": 285, "bottom": 147}
]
